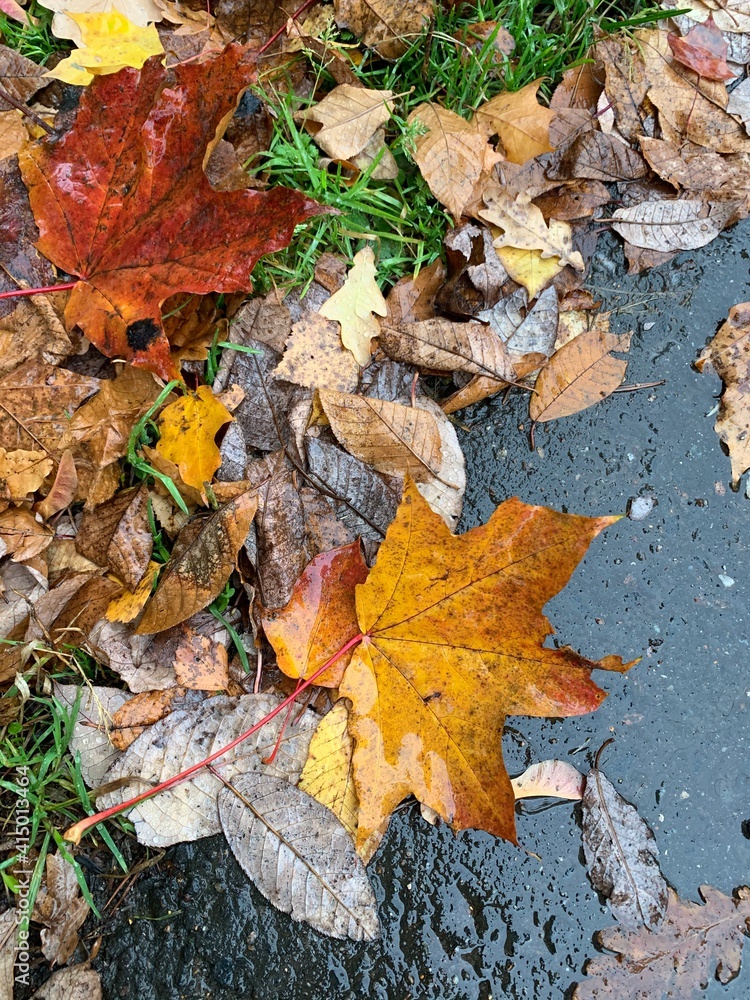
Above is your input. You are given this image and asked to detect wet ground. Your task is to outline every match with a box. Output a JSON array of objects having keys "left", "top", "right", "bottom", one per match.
[{"left": 98, "top": 223, "right": 750, "bottom": 1000}]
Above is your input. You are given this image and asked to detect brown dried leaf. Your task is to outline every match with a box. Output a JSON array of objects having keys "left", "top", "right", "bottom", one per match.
[
  {"left": 533, "top": 179, "right": 611, "bottom": 222},
  {"left": 639, "top": 137, "right": 750, "bottom": 199},
  {"left": 30, "top": 965, "right": 101, "bottom": 1000},
  {"left": 0, "top": 44, "right": 46, "bottom": 107},
  {"left": 35, "top": 449, "right": 78, "bottom": 521},
  {"left": 385, "top": 259, "right": 446, "bottom": 326},
  {"left": 76, "top": 484, "right": 152, "bottom": 591},
  {"left": 0, "top": 448, "right": 53, "bottom": 500},
  {"left": 595, "top": 35, "right": 649, "bottom": 143},
  {"left": 530, "top": 315, "right": 631, "bottom": 422},
  {"left": 296, "top": 85, "right": 395, "bottom": 159},
  {"left": 474, "top": 80, "right": 555, "bottom": 163},
  {"left": 436, "top": 224, "right": 509, "bottom": 316},
  {"left": 0, "top": 296, "right": 72, "bottom": 376},
  {"left": 109, "top": 687, "right": 189, "bottom": 751},
  {"left": 333, "top": 0, "right": 432, "bottom": 59},
  {"left": 33, "top": 853, "right": 89, "bottom": 966},
  {"left": 408, "top": 102, "right": 502, "bottom": 221},
  {"left": 547, "top": 130, "right": 647, "bottom": 182},
  {"left": 575, "top": 885, "right": 750, "bottom": 999},
  {"left": 610, "top": 198, "right": 736, "bottom": 251},
  {"left": 136, "top": 489, "right": 258, "bottom": 634},
  {"left": 380, "top": 317, "right": 516, "bottom": 380},
  {"left": 0, "top": 508, "right": 52, "bottom": 561},
  {"left": 173, "top": 625, "right": 229, "bottom": 690},
  {"left": 0, "top": 158, "right": 56, "bottom": 317},
  {"left": 273, "top": 313, "right": 359, "bottom": 392}
]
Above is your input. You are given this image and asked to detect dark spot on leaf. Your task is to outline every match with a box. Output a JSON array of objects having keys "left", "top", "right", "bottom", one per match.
[{"left": 127, "top": 318, "right": 160, "bottom": 351}]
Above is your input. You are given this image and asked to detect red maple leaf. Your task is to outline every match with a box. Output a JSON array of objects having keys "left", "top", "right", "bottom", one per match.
[
  {"left": 668, "top": 14, "right": 735, "bottom": 82},
  {"left": 19, "top": 46, "right": 326, "bottom": 379}
]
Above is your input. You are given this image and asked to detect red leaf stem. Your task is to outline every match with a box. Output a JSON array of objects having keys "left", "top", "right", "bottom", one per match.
[{"left": 0, "top": 282, "right": 77, "bottom": 301}]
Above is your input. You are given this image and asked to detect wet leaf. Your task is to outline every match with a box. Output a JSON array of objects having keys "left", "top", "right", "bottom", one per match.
[
  {"left": 699, "top": 300, "right": 750, "bottom": 486},
  {"left": 172, "top": 625, "right": 230, "bottom": 691},
  {"left": 408, "top": 102, "right": 501, "bottom": 221},
  {"left": 380, "top": 317, "right": 516, "bottom": 381},
  {"left": 296, "top": 84, "right": 395, "bottom": 160},
  {"left": 219, "top": 772, "right": 380, "bottom": 941},
  {"left": 29, "top": 965, "right": 101, "bottom": 1000},
  {"left": 575, "top": 885, "right": 750, "bottom": 999},
  {"left": 33, "top": 853, "right": 89, "bottom": 966},
  {"left": 511, "top": 759, "right": 585, "bottom": 800},
  {"left": 333, "top": 0, "right": 432, "bottom": 59},
  {"left": 319, "top": 247, "right": 387, "bottom": 367},
  {"left": 48, "top": 11, "right": 164, "bottom": 86},
  {"left": 154, "top": 385, "right": 233, "bottom": 502},
  {"left": 76, "top": 485, "right": 152, "bottom": 591},
  {"left": 669, "top": 15, "right": 735, "bottom": 81},
  {"left": 54, "top": 683, "right": 132, "bottom": 788},
  {"left": 35, "top": 449, "right": 78, "bottom": 521},
  {"left": 582, "top": 767, "right": 668, "bottom": 930},
  {"left": 263, "top": 541, "right": 368, "bottom": 688},
  {"left": 137, "top": 489, "right": 257, "bottom": 634},
  {"left": 105, "top": 560, "right": 159, "bottom": 623},
  {"left": 109, "top": 688, "right": 196, "bottom": 751},
  {"left": 495, "top": 246, "right": 564, "bottom": 298},
  {"left": 273, "top": 314, "right": 359, "bottom": 392},
  {"left": 299, "top": 701, "right": 359, "bottom": 840},
  {"left": 480, "top": 189, "right": 585, "bottom": 270},
  {"left": 0, "top": 508, "right": 52, "bottom": 561},
  {"left": 37, "top": 0, "right": 164, "bottom": 42},
  {"left": 0, "top": 448, "right": 52, "bottom": 500},
  {"left": 547, "top": 130, "right": 647, "bottom": 182},
  {"left": 610, "top": 198, "right": 737, "bottom": 251},
  {"left": 0, "top": 44, "right": 46, "bottom": 108},
  {"left": 529, "top": 317, "right": 631, "bottom": 422},
  {"left": 99, "top": 693, "right": 318, "bottom": 846},
  {"left": 19, "top": 46, "right": 324, "bottom": 378},
  {"left": 298, "top": 480, "right": 629, "bottom": 859},
  {"left": 475, "top": 80, "right": 555, "bottom": 164}
]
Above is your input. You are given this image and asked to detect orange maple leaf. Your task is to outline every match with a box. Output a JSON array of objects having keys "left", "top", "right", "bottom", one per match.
[
  {"left": 268, "top": 481, "right": 634, "bottom": 859},
  {"left": 18, "top": 45, "right": 326, "bottom": 380}
]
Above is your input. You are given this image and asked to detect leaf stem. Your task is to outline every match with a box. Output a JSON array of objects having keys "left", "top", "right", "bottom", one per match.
[
  {"left": 257, "top": 0, "right": 319, "bottom": 55},
  {"left": 0, "top": 84, "right": 54, "bottom": 134},
  {"left": 0, "top": 281, "right": 77, "bottom": 301},
  {"left": 62, "top": 632, "right": 366, "bottom": 844}
]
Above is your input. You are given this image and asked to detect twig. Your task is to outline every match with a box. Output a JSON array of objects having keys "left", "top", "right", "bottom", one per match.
[
  {"left": 258, "top": 0, "right": 319, "bottom": 55},
  {"left": 613, "top": 379, "right": 666, "bottom": 393},
  {"left": 0, "top": 85, "right": 54, "bottom": 134}
]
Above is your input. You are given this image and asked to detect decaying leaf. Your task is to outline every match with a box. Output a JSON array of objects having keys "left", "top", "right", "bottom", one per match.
[
  {"left": 575, "top": 885, "right": 750, "bottom": 999},
  {"left": 54, "top": 683, "right": 132, "bottom": 788},
  {"left": 137, "top": 490, "right": 257, "bottom": 634},
  {"left": 285, "top": 480, "right": 629, "bottom": 860},
  {"left": 273, "top": 314, "right": 359, "bottom": 392},
  {"left": 475, "top": 80, "right": 556, "bottom": 164},
  {"left": 296, "top": 85, "right": 395, "bottom": 159},
  {"left": 333, "top": 0, "right": 432, "bottom": 59},
  {"left": 480, "top": 189, "right": 585, "bottom": 270},
  {"left": 299, "top": 701, "right": 359, "bottom": 840},
  {"left": 380, "top": 317, "right": 516, "bottom": 381},
  {"left": 408, "top": 102, "right": 501, "bottom": 220},
  {"left": 610, "top": 199, "right": 737, "bottom": 251},
  {"left": 529, "top": 317, "right": 631, "bottom": 422},
  {"left": 0, "top": 448, "right": 53, "bottom": 500},
  {"left": 699, "top": 300, "right": 750, "bottom": 486},
  {"left": 172, "top": 626, "right": 230, "bottom": 691},
  {"left": 33, "top": 853, "right": 90, "bottom": 966},
  {"left": 98, "top": 693, "right": 318, "bottom": 846},
  {"left": 0, "top": 508, "right": 52, "bottom": 561},
  {"left": 510, "top": 759, "right": 585, "bottom": 800},
  {"left": 75, "top": 485, "right": 152, "bottom": 591},
  {"left": 154, "top": 385, "right": 233, "bottom": 502},
  {"left": 263, "top": 542, "right": 368, "bottom": 688},
  {"left": 318, "top": 247, "right": 387, "bottom": 367},
  {"left": 19, "top": 46, "right": 324, "bottom": 378},
  {"left": 219, "top": 773, "right": 380, "bottom": 941},
  {"left": 29, "top": 965, "right": 102, "bottom": 1000},
  {"left": 582, "top": 768, "right": 668, "bottom": 930},
  {"left": 668, "top": 15, "right": 735, "bottom": 82}
]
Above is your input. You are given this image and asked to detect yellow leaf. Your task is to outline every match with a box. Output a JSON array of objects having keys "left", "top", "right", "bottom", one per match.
[
  {"left": 154, "top": 385, "right": 232, "bottom": 502},
  {"left": 0, "top": 448, "right": 53, "bottom": 500},
  {"left": 496, "top": 246, "right": 563, "bottom": 298},
  {"left": 474, "top": 80, "right": 555, "bottom": 164},
  {"left": 47, "top": 11, "right": 164, "bottom": 86},
  {"left": 479, "top": 189, "right": 584, "bottom": 271},
  {"left": 299, "top": 701, "right": 359, "bottom": 841},
  {"left": 106, "top": 560, "right": 160, "bottom": 623},
  {"left": 319, "top": 247, "right": 387, "bottom": 367}
]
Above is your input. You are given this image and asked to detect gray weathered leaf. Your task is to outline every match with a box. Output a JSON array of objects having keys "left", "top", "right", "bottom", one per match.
[
  {"left": 99, "top": 694, "right": 317, "bottom": 847},
  {"left": 610, "top": 199, "right": 736, "bottom": 251},
  {"left": 54, "top": 683, "right": 132, "bottom": 788},
  {"left": 582, "top": 768, "right": 668, "bottom": 930},
  {"left": 30, "top": 965, "right": 101, "bottom": 1000},
  {"left": 219, "top": 772, "right": 380, "bottom": 941},
  {"left": 305, "top": 436, "right": 400, "bottom": 540},
  {"left": 479, "top": 285, "right": 558, "bottom": 360},
  {"left": 379, "top": 317, "right": 516, "bottom": 380}
]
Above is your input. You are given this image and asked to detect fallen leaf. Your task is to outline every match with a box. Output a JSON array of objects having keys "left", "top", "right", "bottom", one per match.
[
  {"left": 0, "top": 158, "right": 56, "bottom": 317},
  {"left": 0, "top": 508, "right": 52, "bottom": 561},
  {"left": 511, "top": 759, "right": 585, "bottom": 800},
  {"left": 699, "top": 300, "right": 750, "bottom": 486},
  {"left": 475, "top": 80, "right": 555, "bottom": 163},
  {"left": 36, "top": 0, "right": 164, "bottom": 42},
  {"left": 574, "top": 885, "right": 750, "bottom": 999},
  {"left": 0, "top": 44, "right": 47, "bottom": 107},
  {"left": 137, "top": 489, "right": 257, "bottom": 633},
  {"left": 98, "top": 693, "right": 318, "bottom": 845},
  {"left": 610, "top": 198, "right": 736, "bottom": 251},
  {"left": 263, "top": 541, "right": 368, "bottom": 688},
  {"left": 319, "top": 246, "right": 387, "bottom": 367},
  {"left": 0, "top": 111, "right": 26, "bottom": 160},
  {"left": 301, "top": 480, "right": 629, "bottom": 859},
  {"left": 296, "top": 84, "right": 395, "bottom": 159},
  {"left": 273, "top": 314, "right": 360, "bottom": 392},
  {"left": 380, "top": 317, "right": 516, "bottom": 381},
  {"left": 219, "top": 772, "right": 380, "bottom": 940},
  {"left": 639, "top": 137, "right": 750, "bottom": 199},
  {"left": 105, "top": 560, "right": 159, "bottom": 623},
  {"left": 727, "top": 77, "right": 750, "bottom": 127},
  {"left": 299, "top": 701, "right": 359, "bottom": 839},
  {"left": 47, "top": 11, "right": 164, "bottom": 86},
  {"left": 408, "top": 102, "right": 501, "bottom": 221},
  {"left": 109, "top": 687, "right": 194, "bottom": 750},
  {"left": 495, "top": 246, "right": 564, "bottom": 298},
  {"left": 33, "top": 853, "right": 89, "bottom": 966},
  {"left": 533, "top": 179, "right": 611, "bottom": 222},
  {"left": 0, "top": 448, "right": 52, "bottom": 499},
  {"left": 35, "top": 449, "right": 78, "bottom": 521},
  {"left": 305, "top": 436, "right": 400, "bottom": 541},
  {"left": 333, "top": 0, "right": 432, "bottom": 59},
  {"left": 480, "top": 189, "right": 585, "bottom": 270},
  {"left": 19, "top": 46, "right": 324, "bottom": 378},
  {"left": 669, "top": 15, "right": 735, "bottom": 81},
  {"left": 75, "top": 485, "right": 152, "bottom": 591},
  {"left": 435, "top": 224, "right": 508, "bottom": 317},
  {"left": 30, "top": 965, "right": 101, "bottom": 1000},
  {"left": 547, "top": 130, "right": 647, "bottom": 182},
  {"left": 582, "top": 767, "right": 668, "bottom": 930},
  {"left": 529, "top": 315, "right": 630, "bottom": 422},
  {"left": 173, "top": 625, "right": 229, "bottom": 690},
  {"left": 479, "top": 284, "right": 559, "bottom": 360},
  {"left": 154, "top": 385, "right": 233, "bottom": 502},
  {"left": 54, "top": 683, "right": 132, "bottom": 788}
]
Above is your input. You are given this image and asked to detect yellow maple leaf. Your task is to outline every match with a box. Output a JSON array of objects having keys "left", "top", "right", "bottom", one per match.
[
  {"left": 154, "top": 384, "right": 232, "bottom": 504},
  {"left": 319, "top": 247, "right": 387, "bottom": 367},
  {"left": 47, "top": 11, "right": 164, "bottom": 86}
]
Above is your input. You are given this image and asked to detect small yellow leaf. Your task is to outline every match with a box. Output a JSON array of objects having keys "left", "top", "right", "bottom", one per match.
[
  {"left": 319, "top": 247, "right": 387, "bottom": 367},
  {"left": 47, "top": 11, "right": 164, "bottom": 86},
  {"left": 299, "top": 701, "right": 359, "bottom": 841},
  {"left": 480, "top": 189, "right": 584, "bottom": 271},
  {"left": 106, "top": 560, "right": 160, "bottom": 623},
  {"left": 496, "top": 246, "right": 563, "bottom": 298},
  {"left": 155, "top": 385, "right": 232, "bottom": 502}
]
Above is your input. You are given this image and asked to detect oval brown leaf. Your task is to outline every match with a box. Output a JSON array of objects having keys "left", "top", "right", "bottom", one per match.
[
  {"left": 218, "top": 772, "right": 380, "bottom": 941},
  {"left": 136, "top": 489, "right": 257, "bottom": 634},
  {"left": 380, "top": 317, "right": 516, "bottom": 380},
  {"left": 530, "top": 318, "right": 631, "bottom": 422}
]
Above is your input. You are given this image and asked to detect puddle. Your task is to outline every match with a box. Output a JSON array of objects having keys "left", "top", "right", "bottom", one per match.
[{"left": 98, "top": 223, "right": 750, "bottom": 999}]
